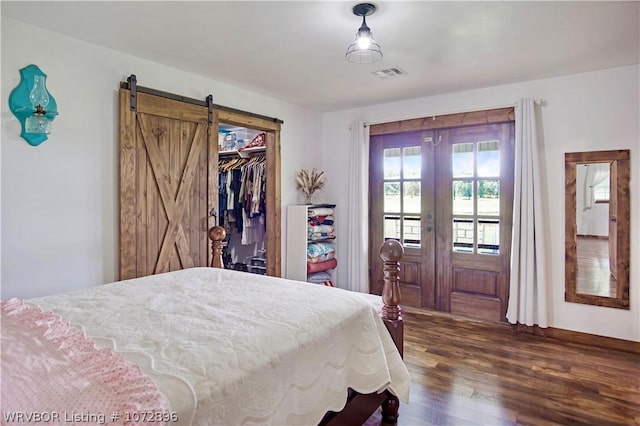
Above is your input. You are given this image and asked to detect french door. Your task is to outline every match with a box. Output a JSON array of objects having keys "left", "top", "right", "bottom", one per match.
[{"left": 369, "top": 122, "right": 515, "bottom": 322}]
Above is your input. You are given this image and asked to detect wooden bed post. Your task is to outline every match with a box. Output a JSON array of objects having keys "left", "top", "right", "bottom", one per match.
[
  {"left": 317, "top": 240, "right": 406, "bottom": 426},
  {"left": 380, "top": 239, "right": 404, "bottom": 424},
  {"left": 209, "top": 226, "right": 226, "bottom": 269}
]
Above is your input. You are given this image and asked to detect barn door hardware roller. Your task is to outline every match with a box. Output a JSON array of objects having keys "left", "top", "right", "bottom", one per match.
[
  {"left": 128, "top": 74, "right": 137, "bottom": 111},
  {"left": 206, "top": 95, "right": 214, "bottom": 125}
]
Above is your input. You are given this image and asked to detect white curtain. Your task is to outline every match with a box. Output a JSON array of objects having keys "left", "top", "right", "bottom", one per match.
[
  {"left": 582, "top": 163, "right": 609, "bottom": 210},
  {"left": 507, "top": 98, "right": 548, "bottom": 327},
  {"left": 345, "top": 122, "right": 370, "bottom": 293}
]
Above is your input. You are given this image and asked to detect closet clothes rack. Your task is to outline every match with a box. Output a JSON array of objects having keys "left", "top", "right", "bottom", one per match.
[{"left": 218, "top": 149, "right": 267, "bottom": 274}]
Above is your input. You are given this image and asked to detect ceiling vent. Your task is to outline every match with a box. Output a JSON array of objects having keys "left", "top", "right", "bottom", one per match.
[{"left": 372, "top": 67, "right": 407, "bottom": 79}]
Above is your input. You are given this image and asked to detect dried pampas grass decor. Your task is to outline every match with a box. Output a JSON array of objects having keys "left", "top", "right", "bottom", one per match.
[{"left": 295, "top": 168, "right": 326, "bottom": 204}]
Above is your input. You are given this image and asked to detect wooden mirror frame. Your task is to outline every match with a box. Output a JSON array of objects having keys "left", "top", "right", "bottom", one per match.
[{"left": 565, "top": 149, "right": 630, "bottom": 309}]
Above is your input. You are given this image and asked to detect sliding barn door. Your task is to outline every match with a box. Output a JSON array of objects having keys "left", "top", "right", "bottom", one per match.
[{"left": 119, "top": 89, "right": 215, "bottom": 280}]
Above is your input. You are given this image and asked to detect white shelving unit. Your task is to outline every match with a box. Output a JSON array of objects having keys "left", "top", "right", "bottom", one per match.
[{"left": 286, "top": 204, "right": 337, "bottom": 283}]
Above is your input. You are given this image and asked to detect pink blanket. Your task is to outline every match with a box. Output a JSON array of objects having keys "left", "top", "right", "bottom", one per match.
[
  {"left": 1, "top": 299, "right": 167, "bottom": 425},
  {"left": 306, "top": 258, "right": 338, "bottom": 273}
]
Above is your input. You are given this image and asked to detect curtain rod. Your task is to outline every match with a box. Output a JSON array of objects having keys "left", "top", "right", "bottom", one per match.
[
  {"left": 362, "top": 99, "right": 545, "bottom": 127},
  {"left": 120, "top": 75, "right": 284, "bottom": 124}
]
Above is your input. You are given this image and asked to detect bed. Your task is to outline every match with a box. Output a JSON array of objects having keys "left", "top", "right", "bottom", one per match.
[{"left": 1, "top": 238, "right": 409, "bottom": 425}]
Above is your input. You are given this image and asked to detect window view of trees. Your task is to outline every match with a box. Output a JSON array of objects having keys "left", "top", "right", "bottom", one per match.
[{"left": 453, "top": 180, "right": 499, "bottom": 199}]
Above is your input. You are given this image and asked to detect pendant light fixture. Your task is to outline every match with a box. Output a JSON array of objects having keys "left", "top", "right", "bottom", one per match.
[{"left": 345, "top": 3, "right": 383, "bottom": 64}]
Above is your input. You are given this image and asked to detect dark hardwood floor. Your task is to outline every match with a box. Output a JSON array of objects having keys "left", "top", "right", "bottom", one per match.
[{"left": 368, "top": 309, "right": 640, "bottom": 426}]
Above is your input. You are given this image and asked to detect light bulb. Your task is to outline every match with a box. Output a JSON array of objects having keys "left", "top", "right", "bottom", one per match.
[{"left": 357, "top": 35, "right": 371, "bottom": 49}]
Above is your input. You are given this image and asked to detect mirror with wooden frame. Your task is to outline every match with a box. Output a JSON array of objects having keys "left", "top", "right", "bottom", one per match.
[{"left": 565, "top": 150, "right": 630, "bottom": 309}]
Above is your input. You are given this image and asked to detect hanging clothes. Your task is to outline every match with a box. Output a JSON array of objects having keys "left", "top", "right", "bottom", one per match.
[{"left": 218, "top": 154, "right": 267, "bottom": 244}]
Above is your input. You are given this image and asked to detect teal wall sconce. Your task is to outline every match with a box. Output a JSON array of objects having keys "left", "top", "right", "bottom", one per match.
[{"left": 8, "top": 64, "right": 59, "bottom": 146}]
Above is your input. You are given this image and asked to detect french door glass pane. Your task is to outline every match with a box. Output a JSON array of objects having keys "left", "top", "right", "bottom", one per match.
[
  {"left": 478, "top": 219, "right": 500, "bottom": 254},
  {"left": 384, "top": 148, "right": 401, "bottom": 179},
  {"left": 452, "top": 143, "right": 474, "bottom": 177},
  {"left": 453, "top": 180, "right": 474, "bottom": 215},
  {"left": 477, "top": 140, "right": 500, "bottom": 177},
  {"left": 384, "top": 183, "right": 401, "bottom": 212},
  {"left": 453, "top": 218, "right": 474, "bottom": 253},
  {"left": 403, "top": 181, "right": 421, "bottom": 214},
  {"left": 477, "top": 180, "right": 500, "bottom": 215},
  {"left": 403, "top": 216, "right": 421, "bottom": 248},
  {"left": 384, "top": 215, "right": 401, "bottom": 240},
  {"left": 403, "top": 146, "right": 421, "bottom": 179}
]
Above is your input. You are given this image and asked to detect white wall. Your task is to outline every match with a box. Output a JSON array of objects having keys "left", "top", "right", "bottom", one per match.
[
  {"left": 322, "top": 65, "right": 639, "bottom": 342},
  {"left": 1, "top": 17, "right": 322, "bottom": 298}
]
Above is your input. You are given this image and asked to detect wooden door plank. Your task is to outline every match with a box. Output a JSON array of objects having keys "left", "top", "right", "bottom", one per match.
[
  {"left": 138, "top": 116, "right": 200, "bottom": 272},
  {"left": 169, "top": 118, "right": 182, "bottom": 271},
  {"left": 139, "top": 115, "right": 162, "bottom": 273},
  {"left": 157, "top": 116, "right": 172, "bottom": 270},
  {"left": 119, "top": 89, "right": 138, "bottom": 280},
  {"left": 184, "top": 122, "right": 195, "bottom": 268},
  {"left": 135, "top": 92, "right": 208, "bottom": 123},
  {"left": 180, "top": 121, "right": 195, "bottom": 269},
  {"left": 198, "top": 126, "right": 210, "bottom": 266},
  {"left": 218, "top": 109, "right": 281, "bottom": 132},
  {"left": 266, "top": 130, "right": 282, "bottom": 276},
  {"left": 136, "top": 123, "right": 149, "bottom": 278},
  {"left": 145, "top": 120, "right": 160, "bottom": 274}
]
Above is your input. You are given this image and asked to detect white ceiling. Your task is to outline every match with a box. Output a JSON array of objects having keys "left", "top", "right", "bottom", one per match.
[{"left": 3, "top": 1, "right": 639, "bottom": 112}]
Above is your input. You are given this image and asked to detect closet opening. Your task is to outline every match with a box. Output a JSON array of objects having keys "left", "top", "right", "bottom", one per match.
[
  {"left": 217, "top": 123, "right": 268, "bottom": 274},
  {"left": 213, "top": 109, "right": 282, "bottom": 277}
]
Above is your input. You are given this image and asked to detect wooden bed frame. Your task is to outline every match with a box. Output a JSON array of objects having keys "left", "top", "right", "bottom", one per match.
[{"left": 209, "top": 226, "right": 404, "bottom": 425}]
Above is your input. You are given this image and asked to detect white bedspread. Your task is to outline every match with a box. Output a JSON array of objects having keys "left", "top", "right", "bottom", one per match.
[{"left": 30, "top": 267, "right": 410, "bottom": 426}]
